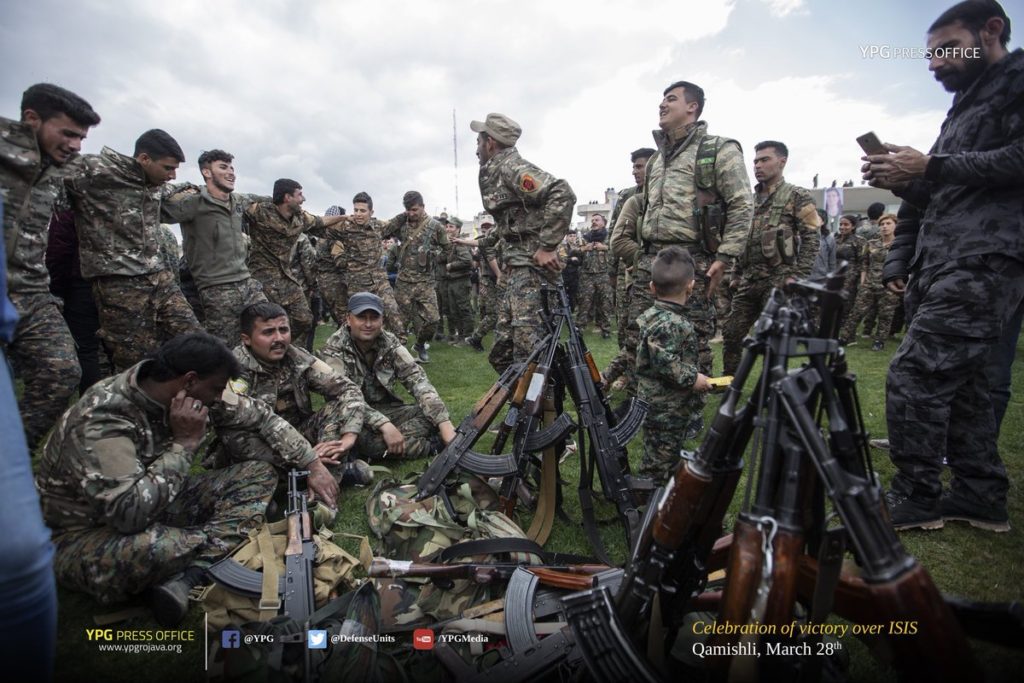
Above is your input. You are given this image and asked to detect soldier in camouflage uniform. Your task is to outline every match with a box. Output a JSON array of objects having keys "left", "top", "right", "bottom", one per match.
[
  {"left": 611, "top": 82, "right": 753, "bottom": 394},
  {"left": 636, "top": 247, "right": 711, "bottom": 483},
  {"left": 440, "top": 217, "right": 475, "bottom": 340},
  {"left": 318, "top": 292, "right": 456, "bottom": 461},
  {"left": 33, "top": 334, "right": 329, "bottom": 625},
  {"left": 609, "top": 149, "right": 655, "bottom": 348},
  {"left": 864, "top": 1, "right": 1023, "bottom": 531},
  {"left": 575, "top": 215, "right": 614, "bottom": 337},
  {"left": 834, "top": 214, "right": 866, "bottom": 337},
  {"left": 464, "top": 219, "right": 501, "bottom": 352},
  {"left": 217, "top": 302, "right": 372, "bottom": 487},
  {"left": 840, "top": 213, "right": 900, "bottom": 350},
  {"left": 1, "top": 83, "right": 100, "bottom": 450},
  {"left": 722, "top": 141, "right": 820, "bottom": 375},
  {"left": 470, "top": 113, "right": 576, "bottom": 374},
  {"left": 64, "top": 129, "right": 202, "bottom": 373},
  {"left": 604, "top": 193, "right": 646, "bottom": 389},
  {"left": 379, "top": 191, "right": 448, "bottom": 362},
  {"left": 161, "top": 150, "right": 268, "bottom": 346},
  {"left": 244, "top": 179, "right": 346, "bottom": 345}
]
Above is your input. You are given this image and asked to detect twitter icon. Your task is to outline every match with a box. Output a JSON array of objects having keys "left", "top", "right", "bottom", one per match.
[{"left": 307, "top": 630, "right": 328, "bottom": 649}]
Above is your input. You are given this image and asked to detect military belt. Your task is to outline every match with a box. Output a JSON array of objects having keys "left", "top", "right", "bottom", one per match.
[{"left": 641, "top": 239, "right": 704, "bottom": 256}]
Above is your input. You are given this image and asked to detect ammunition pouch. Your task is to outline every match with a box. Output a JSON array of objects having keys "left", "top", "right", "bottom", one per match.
[
  {"left": 761, "top": 226, "right": 796, "bottom": 267},
  {"left": 698, "top": 204, "right": 724, "bottom": 253}
]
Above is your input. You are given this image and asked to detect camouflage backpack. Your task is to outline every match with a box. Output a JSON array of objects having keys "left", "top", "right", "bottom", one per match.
[{"left": 366, "top": 472, "right": 540, "bottom": 623}]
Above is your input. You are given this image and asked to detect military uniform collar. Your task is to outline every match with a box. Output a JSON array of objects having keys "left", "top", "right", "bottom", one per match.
[
  {"left": 121, "top": 361, "right": 173, "bottom": 419},
  {"left": 485, "top": 146, "right": 518, "bottom": 170},
  {"left": 235, "top": 343, "right": 313, "bottom": 375},
  {"left": 651, "top": 120, "right": 705, "bottom": 153},
  {"left": 654, "top": 298, "right": 688, "bottom": 315},
  {"left": 99, "top": 146, "right": 147, "bottom": 183},
  {"left": 755, "top": 176, "right": 787, "bottom": 198},
  {"left": 200, "top": 185, "right": 234, "bottom": 208}
]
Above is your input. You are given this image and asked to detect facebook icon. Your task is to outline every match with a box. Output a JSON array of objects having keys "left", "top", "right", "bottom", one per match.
[{"left": 222, "top": 630, "right": 241, "bottom": 649}]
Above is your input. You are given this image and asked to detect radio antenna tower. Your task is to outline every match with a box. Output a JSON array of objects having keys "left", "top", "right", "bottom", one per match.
[{"left": 452, "top": 109, "right": 459, "bottom": 216}]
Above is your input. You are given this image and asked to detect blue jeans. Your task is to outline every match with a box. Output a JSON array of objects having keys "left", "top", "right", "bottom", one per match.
[{"left": 0, "top": 349, "right": 56, "bottom": 681}]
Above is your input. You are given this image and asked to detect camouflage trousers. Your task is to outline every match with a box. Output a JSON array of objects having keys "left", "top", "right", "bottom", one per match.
[
  {"left": 51, "top": 460, "right": 276, "bottom": 604},
  {"left": 92, "top": 270, "right": 201, "bottom": 372},
  {"left": 887, "top": 254, "right": 1024, "bottom": 509},
  {"left": 214, "top": 401, "right": 359, "bottom": 484},
  {"left": 714, "top": 271, "right": 734, "bottom": 327},
  {"left": 576, "top": 271, "right": 613, "bottom": 334},
  {"left": 471, "top": 277, "right": 501, "bottom": 343},
  {"left": 841, "top": 284, "right": 901, "bottom": 347},
  {"left": 442, "top": 276, "right": 474, "bottom": 338},
  {"left": 489, "top": 266, "right": 554, "bottom": 375},
  {"left": 722, "top": 271, "right": 785, "bottom": 375},
  {"left": 355, "top": 403, "right": 440, "bottom": 462},
  {"left": 639, "top": 421, "right": 692, "bottom": 486},
  {"left": 614, "top": 264, "right": 631, "bottom": 347},
  {"left": 199, "top": 278, "right": 267, "bottom": 347},
  {"left": 395, "top": 277, "right": 440, "bottom": 345},
  {"left": 258, "top": 273, "right": 313, "bottom": 346},
  {"left": 320, "top": 271, "right": 406, "bottom": 342},
  {"left": 6, "top": 291, "right": 81, "bottom": 452},
  {"left": 622, "top": 248, "right": 717, "bottom": 393}
]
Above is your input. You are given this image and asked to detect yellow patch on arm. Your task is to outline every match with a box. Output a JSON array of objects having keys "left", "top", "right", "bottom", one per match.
[
  {"left": 311, "top": 358, "right": 335, "bottom": 375},
  {"left": 797, "top": 203, "right": 821, "bottom": 227},
  {"left": 94, "top": 436, "right": 142, "bottom": 479}
]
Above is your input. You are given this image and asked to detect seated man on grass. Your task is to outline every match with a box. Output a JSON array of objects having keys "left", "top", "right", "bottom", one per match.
[{"left": 318, "top": 292, "right": 456, "bottom": 461}]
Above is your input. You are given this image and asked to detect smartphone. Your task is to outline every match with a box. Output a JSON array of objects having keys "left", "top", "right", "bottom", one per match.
[{"left": 857, "top": 131, "right": 888, "bottom": 156}]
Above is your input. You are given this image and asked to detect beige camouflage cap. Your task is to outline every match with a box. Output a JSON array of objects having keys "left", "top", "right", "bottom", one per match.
[{"left": 470, "top": 113, "right": 521, "bottom": 146}]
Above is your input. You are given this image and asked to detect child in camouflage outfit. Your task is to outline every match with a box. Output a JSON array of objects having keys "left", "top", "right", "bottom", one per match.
[{"left": 635, "top": 246, "right": 711, "bottom": 484}]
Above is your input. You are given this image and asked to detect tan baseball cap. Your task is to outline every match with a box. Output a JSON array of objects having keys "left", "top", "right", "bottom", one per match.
[{"left": 470, "top": 113, "right": 522, "bottom": 146}]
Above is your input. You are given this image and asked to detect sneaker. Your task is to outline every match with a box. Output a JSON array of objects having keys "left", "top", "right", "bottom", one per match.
[
  {"left": 869, "top": 438, "right": 890, "bottom": 450},
  {"left": 414, "top": 343, "right": 430, "bottom": 363},
  {"left": 940, "top": 493, "right": 1010, "bottom": 533},
  {"left": 468, "top": 337, "right": 485, "bottom": 352},
  {"left": 884, "top": 490, "right": 943, "bottom": 531},
  {"left": 871, "top": 341, "right": 884, "bottom": 351}
]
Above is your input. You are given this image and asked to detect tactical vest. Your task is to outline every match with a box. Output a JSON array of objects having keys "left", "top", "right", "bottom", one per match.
[{"left": 744, "top": 183, "right": 798, "bottom": 268}]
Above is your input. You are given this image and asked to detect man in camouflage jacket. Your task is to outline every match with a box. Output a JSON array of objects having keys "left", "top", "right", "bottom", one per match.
[
  {"left": 1, "top": 83, "right": 100, "bottom": 450},
  {"left": 612, "top": 81, "right": 753, "bottom": 392},
  {"left": 64, "top": 129, "right": 201, "bottom": 372},
  {"left": 34, "top": 334, "right": 331, "bottom": 624},
  {"left": 722, "top": 140, "right": 819, "bottom": 375},
  {"left": 379, "top": 190, "right": 448, "bottom": 362},
  {"left": 470, "top": 113, "right": 576, "bottom": 374},
  {"left": 318, "top": 292, "right": 456, "bottom": 461},
  {"left": 218, "top": 302, "right": 371, "bottom": 487},
  {"left": 244, "top": 178, "right": 345, "bottom": 344}
]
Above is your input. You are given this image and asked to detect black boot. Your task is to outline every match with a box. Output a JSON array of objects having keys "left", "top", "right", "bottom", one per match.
[{"left": 151, "top": 566, "right": 206, "bottom": 626}]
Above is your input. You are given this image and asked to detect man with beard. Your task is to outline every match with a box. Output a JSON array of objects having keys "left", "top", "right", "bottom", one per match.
[
  {"left": 575, "top": 214, "right": 613, "bottom": 338},
  {"left": 863, "top": 0, "right": 1022, "bottom": 532},
  {"left": 245, "top": 179, "right": 346, "bottom": 344},
  {"left": 161, "top": 150, "right": 269, "bottom": 345},
  {"left": 1, "top": 83, "right": 100, "bottom": 451},
  {"left": 470, "top": 113, "right": 576, "bottom": 374}
]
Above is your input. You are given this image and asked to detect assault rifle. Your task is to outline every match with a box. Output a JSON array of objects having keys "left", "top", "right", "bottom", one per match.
[
  {"left": 368, "top": 558, "right": 609, "bottom": 590},
  {"left": 572, "top": 271, "right": 981, "bottom": 683}
]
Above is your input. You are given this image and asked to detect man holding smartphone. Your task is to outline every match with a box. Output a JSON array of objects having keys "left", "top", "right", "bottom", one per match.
[{"left": 862, "top": 0, "right": 1022, "bottom": 532}]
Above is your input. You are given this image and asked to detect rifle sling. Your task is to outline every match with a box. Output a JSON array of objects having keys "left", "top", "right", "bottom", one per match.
[
  {"left": 526, "top": 396, "right": 559, "bottom": 544},
  {"left": 256, "top": 525, "right": 281, "bottom": 616}
]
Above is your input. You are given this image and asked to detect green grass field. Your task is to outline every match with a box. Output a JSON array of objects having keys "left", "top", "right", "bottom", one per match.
[{"left": 52, "top": 323, "right": 1024, "bottom": 682}]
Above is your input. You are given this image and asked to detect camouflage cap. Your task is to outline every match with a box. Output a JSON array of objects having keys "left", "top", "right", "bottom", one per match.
[
  {"left": 470, "top": 113, "right": 521, "bottom": 146},
  {"left": 479, "top": 215, "right": 494, "bottom": 227},
  {"left": 348, "top": 292, "right": 384, "bottom": 316},
  {"left": 445, "top": 216, "right": 463, "bottom": 229}
]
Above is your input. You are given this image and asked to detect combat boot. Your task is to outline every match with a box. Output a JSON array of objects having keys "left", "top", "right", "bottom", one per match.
[
  {"left": 467, "top": 337, "right": 485, "bottom": 352},
  {"left": 151, "top": 566, "right": 206, "bottom": 627},
  {"left": 414, "top": 343, "right": 430, "bottom": 363},
  {"left": 339, "top": 458, "right": 373, "bottom": 487}
]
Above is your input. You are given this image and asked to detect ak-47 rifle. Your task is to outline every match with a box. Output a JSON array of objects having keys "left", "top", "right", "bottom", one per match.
[
  {"left": 549, "top": 282, "right": 649, "bottom": 561},
  {"left": 368, "top": 558, "right": 610, "bottom": 591}
]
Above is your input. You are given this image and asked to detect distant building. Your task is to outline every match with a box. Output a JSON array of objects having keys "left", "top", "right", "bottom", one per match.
[{"left": 575, "top": 188, "right": 616, "bottom": 231}]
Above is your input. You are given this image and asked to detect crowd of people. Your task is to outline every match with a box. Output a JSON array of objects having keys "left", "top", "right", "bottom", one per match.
[{"left": 0, "top": 0, "right": 1020, "bottom": 677}]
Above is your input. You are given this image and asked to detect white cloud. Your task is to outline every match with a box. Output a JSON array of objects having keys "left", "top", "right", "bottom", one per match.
[{"left": 759, "top": 0, "right": 807, "bottom": 18}]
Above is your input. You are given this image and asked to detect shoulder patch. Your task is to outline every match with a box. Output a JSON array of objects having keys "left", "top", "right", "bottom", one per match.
[
  {"left": 228, "top": 377, "right": 249, "bottom": 396},
  {"left": 520, "top": 173, "right": 539, "bottom": 193}
]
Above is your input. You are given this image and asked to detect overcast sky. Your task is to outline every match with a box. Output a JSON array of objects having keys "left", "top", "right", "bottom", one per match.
[{"left": 3, "top": 0, "right": 1019, "bottom": 223}]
